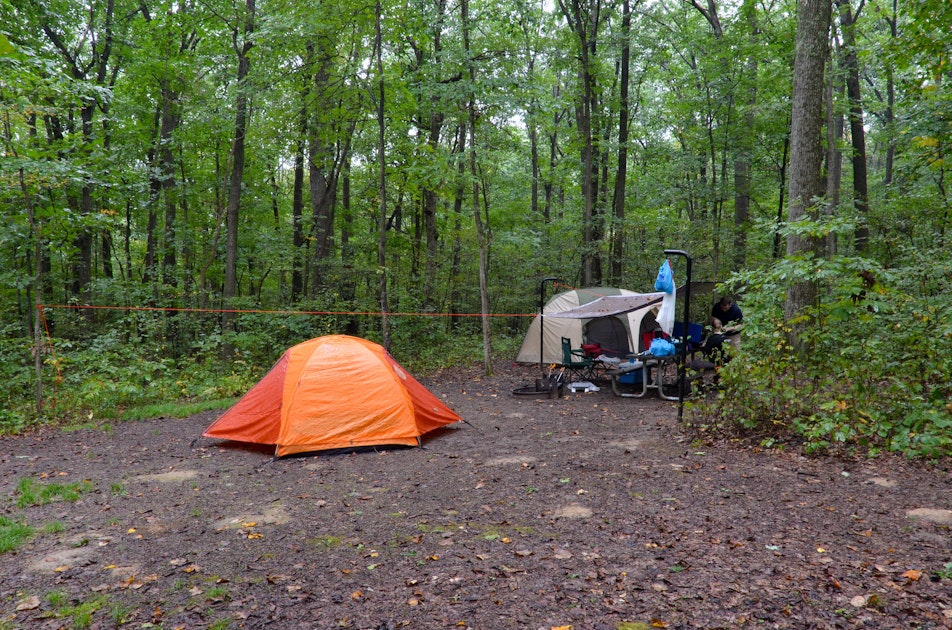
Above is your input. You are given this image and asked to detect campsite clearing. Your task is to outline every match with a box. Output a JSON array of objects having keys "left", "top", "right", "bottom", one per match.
[{"left": 1, "top": 361, "right": 950, "bottom": 629}]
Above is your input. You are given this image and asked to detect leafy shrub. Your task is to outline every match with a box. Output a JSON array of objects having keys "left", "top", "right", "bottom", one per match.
[{"left": 691, "top": 249, "right": 952, "bottom": 458}]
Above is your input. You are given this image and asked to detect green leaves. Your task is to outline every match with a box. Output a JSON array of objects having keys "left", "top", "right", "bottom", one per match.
[{"left": 692, "top": 249, "right": 952, "bottom": 458}]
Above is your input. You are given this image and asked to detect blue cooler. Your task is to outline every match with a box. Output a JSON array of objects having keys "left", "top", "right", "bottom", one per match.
[{"left": 618, "top": 359, "right": 644, "bottom": 384}]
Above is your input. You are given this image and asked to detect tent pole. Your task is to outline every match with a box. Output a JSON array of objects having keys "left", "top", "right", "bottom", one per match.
[
  {"left": 664, "top": 249, "right": 691, "bottom": 422},
  {"left": 539, "top": 277, "right": 558, "bottom": 375}
]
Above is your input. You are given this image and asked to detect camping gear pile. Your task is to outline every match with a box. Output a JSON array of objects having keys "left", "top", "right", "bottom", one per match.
[{"left": 515, "top": 287, "right": 666, "bottom": 366}]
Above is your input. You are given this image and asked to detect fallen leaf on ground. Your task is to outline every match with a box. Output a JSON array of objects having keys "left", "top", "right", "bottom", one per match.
[{"left": 15, "top": 596, "right": 40, "bottom": 611}]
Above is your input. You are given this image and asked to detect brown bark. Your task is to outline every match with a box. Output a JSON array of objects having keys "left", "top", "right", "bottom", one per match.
[
  {"left": 222, "top": 0, "right": 255, "bottom": 356},
  {"left": 784, "top": 0, "right": 832, "bottom": 344},
  {"left": 610, "top": 0, "right": 631, "bottom": 285},
  {"left": 836, "top": 0, "right": 870, "bottom": 253}
]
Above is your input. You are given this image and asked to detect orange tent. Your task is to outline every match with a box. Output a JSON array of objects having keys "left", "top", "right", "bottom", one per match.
[{"left": 202, "top": 335, "right": 461, "bottom": 457}]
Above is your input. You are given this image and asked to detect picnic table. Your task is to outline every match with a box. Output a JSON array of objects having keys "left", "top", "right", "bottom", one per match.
[{"left": 606, "top": 353, "right": 680, "bottom": 400}]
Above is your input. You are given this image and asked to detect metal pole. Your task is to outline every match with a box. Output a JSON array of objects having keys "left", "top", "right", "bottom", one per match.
[
  {"left": 664, "top": 250, "right": 691, "bottom": 421},
  {"left": 539, "top": 277, "right": 558, "bottom": 375}
]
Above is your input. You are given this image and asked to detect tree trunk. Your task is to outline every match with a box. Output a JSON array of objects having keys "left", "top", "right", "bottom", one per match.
[
  {"left": 784, "top": 0, "right": 831, "bottom": 347},
  {"left": 733, "top": 0, "right": 760, "bottom": 272},
  {"left": 882, "top": 0, "right": 896, "bottom": 189},
  {"left": 449, "top": 125, "right": 466, "bottom": 332},
  {"left": 559, "top": 0, "right": 603, "bottom": 286},
  {"left": 462, "top": 0, "right": 493, "bottom": 375},
  {"left": 292, "top": 105, "right": 307, "bottom": 301},
  {"left": 159, "top": 83, "right": 182, "bottom": 289},
  {"left": 825, "top": 51, "right": 843, "bottom": 256},
  {"left": 610, "top": 0, "right": 631, "bottom": 285},
  {"left": 375, "top": 0, "right": 391, "bottom": 350},
  {"left": 222, "top": 0, "right": 255, "bottom": 357},
  {"left": 836, "top": 0, "right": 870, "bottom": 253}
]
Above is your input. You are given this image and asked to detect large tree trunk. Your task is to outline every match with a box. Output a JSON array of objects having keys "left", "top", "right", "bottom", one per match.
[
  {"left": 559, "top": 0, "right": 603, "bottom": 286},
  {"left": 419, "top": 0, "right": 448, "bottom": 308},
  {"left": 307, "top": 39, "right": 357, "bottom": 294},
  {"left": 610, "top": 0, "right": 631, "bottom": 285},
  {"left": 308, "top": 52, "right": 337, "bottom": 294},
  {"left": 222, "top": 0, "right": 255, "bottom": 357},
  {"left": 784, "top": 0, "right": 832, "bottom": 348}
]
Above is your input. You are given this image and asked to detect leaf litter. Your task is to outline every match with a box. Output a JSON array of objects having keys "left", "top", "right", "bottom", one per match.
[{"left": 0, "top": 361, "right": 950, "bottom": 628}]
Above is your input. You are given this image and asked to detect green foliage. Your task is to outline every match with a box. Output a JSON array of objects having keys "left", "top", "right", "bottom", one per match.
[
  {"left": 934, "top": 562, "right": 952, "bottom": 581},
  {"left": 16, "top": 477, "right": 94, "bottom": 508},
  {"left": 0, "top": 516, "right": 33, "bottom": 553},
  {"left": 0, "top": 329, "right": 37, "bottom": 432},
  {"left": 692, "top": 247, "right": 952, "bottom": 458},
  {"left": 42, "top": 591, "right": 108, "bottom": 630},
  {"left": 120, "top": 398, "right": 235, "bottom": 422}
]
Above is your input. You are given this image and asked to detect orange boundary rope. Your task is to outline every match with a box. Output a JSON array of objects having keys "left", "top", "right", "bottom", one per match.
[{"left": 38, "top": 304, "right": 536, "bottom": 318}]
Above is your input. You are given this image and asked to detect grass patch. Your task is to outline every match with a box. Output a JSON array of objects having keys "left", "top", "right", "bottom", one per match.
[
  {"left": 16, "top": 478, "right": 94, "bottom": 508},
  {"left": 43, "top": 591, "right": 108, "bottom": 629},
  {"left": 42, "top": 521, "right": 65, "bottom": 534},
  {"left": 308, "top": 535, "right": 343, "bottom": 550},
  {"left": 120, "top": 398, "right": 237, "bottom": 422},
  {"left": 108, "top": 602, "right": 135, "bottom": 626},
  {"left": 205, "top": 585, "right": 230, "bottom": 602},
  {"left": 0, "top": 516, "right": 33, "bottom": 553}
]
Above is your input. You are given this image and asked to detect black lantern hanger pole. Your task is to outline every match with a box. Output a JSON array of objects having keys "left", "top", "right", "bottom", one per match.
[{"left": 663, "top": 250, "right": 691, "bottom": 421}]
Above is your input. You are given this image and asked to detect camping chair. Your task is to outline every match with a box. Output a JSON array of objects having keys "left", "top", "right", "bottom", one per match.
[
  {"left": 674, "top": 321, "right": 704, "bottom": 357},
  {"left": 561, "top": 337, "right": 597, "bottom": 382}
]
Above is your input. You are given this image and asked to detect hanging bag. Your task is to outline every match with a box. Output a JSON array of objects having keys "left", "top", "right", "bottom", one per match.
[
  {"left": 654, "top": 259, "right": 676, "bottom": 334},
  {"left": 654, "top": 259, "right": 675, "bottom": 294}
]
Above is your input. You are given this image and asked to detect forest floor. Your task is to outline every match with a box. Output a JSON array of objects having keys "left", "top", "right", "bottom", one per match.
[{"left": 1, "top": 361, "right": 951, "bottom": 630}]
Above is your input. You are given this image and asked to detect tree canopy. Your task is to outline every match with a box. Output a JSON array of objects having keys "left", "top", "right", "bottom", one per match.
[{"left": 1, "top": 0, "right": 950, "bottom": 455}]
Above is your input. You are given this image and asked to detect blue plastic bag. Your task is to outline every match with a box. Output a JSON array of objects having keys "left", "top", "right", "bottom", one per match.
[
  {"left": 654, "top": 260, "right": 674, "bottom": 294},
  {"left": 649, "top": 338, "right": 676, "bottom": 356}
]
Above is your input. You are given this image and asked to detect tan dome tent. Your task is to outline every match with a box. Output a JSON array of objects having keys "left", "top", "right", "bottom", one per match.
[
  {"left": 202, "top": 335, "right": 461, "bottom": 457},
  {"left": 515, "top": 287, "right": 665, "bottom": 365}
]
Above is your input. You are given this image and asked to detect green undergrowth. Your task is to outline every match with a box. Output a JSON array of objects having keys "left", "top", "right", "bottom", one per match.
[
  {"left": 0, "top": 305, "right": 517, "bottom": 435},
  {"left": 690, "top": 251, "right": 952, "bottom": 458},
  {"left": 120, "top": 397, "right": 237, "bottom": 422}
]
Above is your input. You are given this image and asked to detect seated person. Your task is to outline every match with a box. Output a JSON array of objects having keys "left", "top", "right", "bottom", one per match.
[
  {"left": 701, "top": 318, "right": 728, "bottom": 365},
  {"left": 711, "top": 296, "right": 743, "bottom": 333},
  {"left": 686, "top": 320, "right": 729, "bottom": 384}
]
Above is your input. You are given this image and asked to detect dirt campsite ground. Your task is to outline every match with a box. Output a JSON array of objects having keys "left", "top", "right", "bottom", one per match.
[{"left": 1, "top": 361, "right": 951, "bottom": 630}]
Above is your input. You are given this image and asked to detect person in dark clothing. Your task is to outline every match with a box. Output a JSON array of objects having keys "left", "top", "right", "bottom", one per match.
[
  {"left": 711, "top": 296, "right": 743, "bottom": 329},
  {"left": 701, "top": 318, "right": 727, "bottom": 364},
  {"left": 686, "top": 318, "right": 728, "bottom": 388}
]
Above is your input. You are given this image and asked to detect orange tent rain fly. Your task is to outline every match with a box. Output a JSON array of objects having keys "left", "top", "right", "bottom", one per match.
[{"left": 202, "top": 335, "right": 462, "bottom": 457}]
